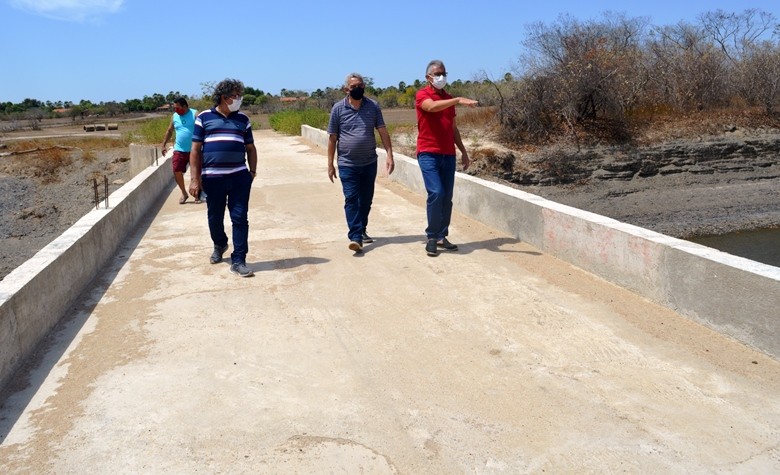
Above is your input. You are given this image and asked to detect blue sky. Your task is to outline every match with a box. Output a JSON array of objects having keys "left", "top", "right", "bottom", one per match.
[{"left": 1, "top": 0, "right": 779, "bottom": 104}]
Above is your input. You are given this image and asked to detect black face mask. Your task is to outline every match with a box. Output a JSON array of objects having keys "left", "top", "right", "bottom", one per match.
[{"left": 349, "top": 86, "right": 365, "bottom": 100}]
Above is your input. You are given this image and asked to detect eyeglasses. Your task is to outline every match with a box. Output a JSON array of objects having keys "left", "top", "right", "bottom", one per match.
[{"left": 429, "top": 72, "right": 447, "bottom": 77}]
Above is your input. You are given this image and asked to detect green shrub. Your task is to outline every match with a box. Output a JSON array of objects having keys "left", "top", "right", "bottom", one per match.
[
  {"left": 125, "top": 116, "right": 170, "bottom": 144},
  {"left": 269, "top": 109, "right": 329, "bottom": 135}
]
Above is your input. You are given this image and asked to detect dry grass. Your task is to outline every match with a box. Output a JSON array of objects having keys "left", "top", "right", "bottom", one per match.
[
  {"left": 0, "top": 135, "right": 128, "bottom": 184},
  {"left": 27, "top": 147, "right": 72, "bottom": 183},
  {"left": 457, "top": 106, "right": 500, "bottom": 128},
  {"left": 381, "top": 108, "right": 416, "bottom": 125},
  {"left": 62, "top": 136, "right": 129, "bottom": 149},
  {"left": 5, "top": 136, "right": 126, "bottom": 153},
  {"left": 542, "top": 105, "right": 780, "bottom": 148},
  {"left": 629, "top": 107, "right": 780, "bottom": 145}
]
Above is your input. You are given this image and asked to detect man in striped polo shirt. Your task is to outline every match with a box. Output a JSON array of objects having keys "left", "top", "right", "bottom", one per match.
[
  {"left": 327, "top": 72, "right": 394, "bottom": 253},
  {"left": 188, "top": 78, "right": 257, "bottom": 277}
]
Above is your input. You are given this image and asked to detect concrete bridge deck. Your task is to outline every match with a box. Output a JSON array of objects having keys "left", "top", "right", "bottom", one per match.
[{"left": 1, "top": 130, "right": 779, "bottom": 473}]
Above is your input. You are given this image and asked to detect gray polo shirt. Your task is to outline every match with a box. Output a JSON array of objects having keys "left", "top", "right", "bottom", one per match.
[{"left": 327, "top": 97, "right": 386, "bottom": 167}]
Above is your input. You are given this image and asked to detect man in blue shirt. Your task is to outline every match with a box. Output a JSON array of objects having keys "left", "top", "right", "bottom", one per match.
[
  {"left": 327, "top": 72, "right": 394, "bottom": 253},
  {"left": 161, "top": 97, "right": 197, "bottom": 204},
  {"left": 189, "top": 78, "right": 257, "bottom": 277}
]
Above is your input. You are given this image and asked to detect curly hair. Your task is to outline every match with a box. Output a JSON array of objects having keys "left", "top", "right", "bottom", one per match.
[{"left": 212, "top": 78, "right": 244, "bottom": 106}]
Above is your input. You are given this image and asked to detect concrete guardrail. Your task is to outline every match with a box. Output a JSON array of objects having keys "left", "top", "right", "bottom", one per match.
[
  {"left": 303, "top": 124, "right": 780, "bottom": 360},
  {"left": 0, "top": 146, "right": 174, "bottom": 390}
]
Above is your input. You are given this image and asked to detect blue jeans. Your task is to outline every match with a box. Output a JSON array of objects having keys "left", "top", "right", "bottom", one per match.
[
  {"left": 202, "top": 170, "right": 253, "bottom": 264},
  {"left": 418, "top": 152, "right": 456, "bottom": 240},
  {"left": 338, "top": 161, "right": 377, "bottom": 242}
]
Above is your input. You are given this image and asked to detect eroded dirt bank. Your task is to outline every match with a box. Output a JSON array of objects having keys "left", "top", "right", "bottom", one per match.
[{"left": 468, "top": 133, "right": 780, "bottom": 238}]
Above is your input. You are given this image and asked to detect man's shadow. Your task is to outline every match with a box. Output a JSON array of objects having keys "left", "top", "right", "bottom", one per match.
[
  {"left": 359, "top": 234, "right": 542, "bottom": 256},
  {"left": 248, "top": 256, "right": 329, "bottom": 272}
]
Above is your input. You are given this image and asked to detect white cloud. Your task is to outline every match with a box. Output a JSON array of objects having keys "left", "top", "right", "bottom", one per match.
[{"left": 10, "top": 0, "right": 124, "bottom": 22}]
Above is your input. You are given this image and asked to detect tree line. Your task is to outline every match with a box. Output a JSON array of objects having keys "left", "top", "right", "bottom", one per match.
[
  {"left": 0, "top": 87, "right": 274, "bottom": 121},
  {"left": 0, "top": 75, "right": 510, "bottom": 126}
]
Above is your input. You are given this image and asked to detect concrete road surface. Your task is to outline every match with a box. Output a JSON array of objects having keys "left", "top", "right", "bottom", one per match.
[{"left": 1, "top": 130, "right": 779, "bottom": 473}]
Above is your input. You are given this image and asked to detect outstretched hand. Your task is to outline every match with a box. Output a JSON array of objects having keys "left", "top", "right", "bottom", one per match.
[{"left": 459, "top": 98, "right": 479, "bottom": 107}]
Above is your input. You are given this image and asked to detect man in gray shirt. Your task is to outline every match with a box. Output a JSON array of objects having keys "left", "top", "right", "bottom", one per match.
[{"left": 327, "top": 72, "right": 394, "bottom": 252}]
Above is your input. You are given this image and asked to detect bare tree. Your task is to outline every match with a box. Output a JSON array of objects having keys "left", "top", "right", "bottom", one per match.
[
  {"left": 646, "top": 22, "right": 729, "bottom": 110},
  {"left": 474, "top": 70, "right": 514, "bottom": 122},
  {"left": 502, "top": 75, "right": 557, "bottom": 143},
  {"left": 700, "top": 9, "right": 775, "bottom": 63},
  {"left": 25, "top": 108, "right": 44, "bottom": 130},
  {"left": 738, "top": 41, "right": 780, "bottom": 113},
  {"left": 514, "top": 12, "right": 650, "bottom": 143}
]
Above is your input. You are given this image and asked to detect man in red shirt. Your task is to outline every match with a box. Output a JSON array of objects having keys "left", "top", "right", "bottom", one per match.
[{"left": 415, "top": 59, "right": 478, "bottom": 256}]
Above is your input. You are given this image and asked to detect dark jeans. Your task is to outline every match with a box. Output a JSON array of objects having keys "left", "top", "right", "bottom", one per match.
[
  {"left": 338, "top": 161, "right": 377, "bottom": 242},
  {"left": 202, "top": 170, "right": 253, "bottom": 264},
  {"left": 418, "top": 152, "right": 456, "bottom": 240}
]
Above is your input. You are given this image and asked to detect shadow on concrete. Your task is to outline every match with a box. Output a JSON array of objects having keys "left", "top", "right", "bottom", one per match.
[
  {"left": 460, "top": 237, "right": 544, "bottom": 256},
  {"left": 361, "top": 234, "right": 542, "bottom": 256},
  {"left": 358, "top": 234, "right": 424, "bottom": 255},
  {"left": 0, "top": 193, "right": 167, "bottom": 443},
  {"left": 252, "top": 257, "right": 330, "bottom": 272}
]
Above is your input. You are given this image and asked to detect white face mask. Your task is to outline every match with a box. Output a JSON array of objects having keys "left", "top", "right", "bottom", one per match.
[
  {"left": 431, "top": 75, "right": 447, "bottom": 90},
  {"left": 227, "top": 96, "right": 243, "bottom": 112}
]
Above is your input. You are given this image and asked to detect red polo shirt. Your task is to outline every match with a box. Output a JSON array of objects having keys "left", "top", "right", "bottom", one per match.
[{"left": 415, "top": 86, "right": 457, "bottom": 155}]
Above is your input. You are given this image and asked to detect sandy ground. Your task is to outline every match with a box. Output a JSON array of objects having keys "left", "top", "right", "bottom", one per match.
[{"left": 1, "top": 130, "right": 779, "bottom": 473}]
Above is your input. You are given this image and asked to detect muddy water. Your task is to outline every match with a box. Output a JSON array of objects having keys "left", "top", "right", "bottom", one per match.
[{"left": 690, "top": 228, "right": 780, "bottom": 268}]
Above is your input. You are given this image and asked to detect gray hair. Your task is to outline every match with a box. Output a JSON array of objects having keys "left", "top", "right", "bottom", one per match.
[
  {"left": 426, "top": 60, "right": 445, "bottom": 76},
  {"left": 344, "top": 72, "right": 364, "bottom": 88},
  {"left": 212, "top": 78, "right": 244, "bottom": 106}
]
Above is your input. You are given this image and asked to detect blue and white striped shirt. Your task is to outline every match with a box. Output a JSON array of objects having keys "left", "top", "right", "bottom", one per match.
[{"left": 192, "top": 108, "right": 254, "bottom": 176}]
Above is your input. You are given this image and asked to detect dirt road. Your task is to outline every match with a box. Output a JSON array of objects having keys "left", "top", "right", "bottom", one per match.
[{"left": 1, "top": 130, "right": 779, "bottom": 473}]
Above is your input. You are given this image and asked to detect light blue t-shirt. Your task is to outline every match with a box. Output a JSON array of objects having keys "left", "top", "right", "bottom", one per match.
[{"left": 173, "top": 109, "right": 197, "bottom": 152}]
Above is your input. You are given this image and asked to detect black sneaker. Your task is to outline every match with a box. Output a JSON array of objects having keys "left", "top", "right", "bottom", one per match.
[
  {"left": 437, "top": 238, "right": 458, "bottom": 251},
  {"left": 425, "top": 239, "right": 439, "bottom": 256},
  {"left": 210, "top": 244, "right": 228, "bottom": 264},
  {"left": 230, "top": 262, "right": 254, "bottom": 277},
  {"left": 361, "top": 232, "right": 374, "bottom": 243},
  {"left": 348, "top": 241, "right": 363, "bottom": 252}
]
